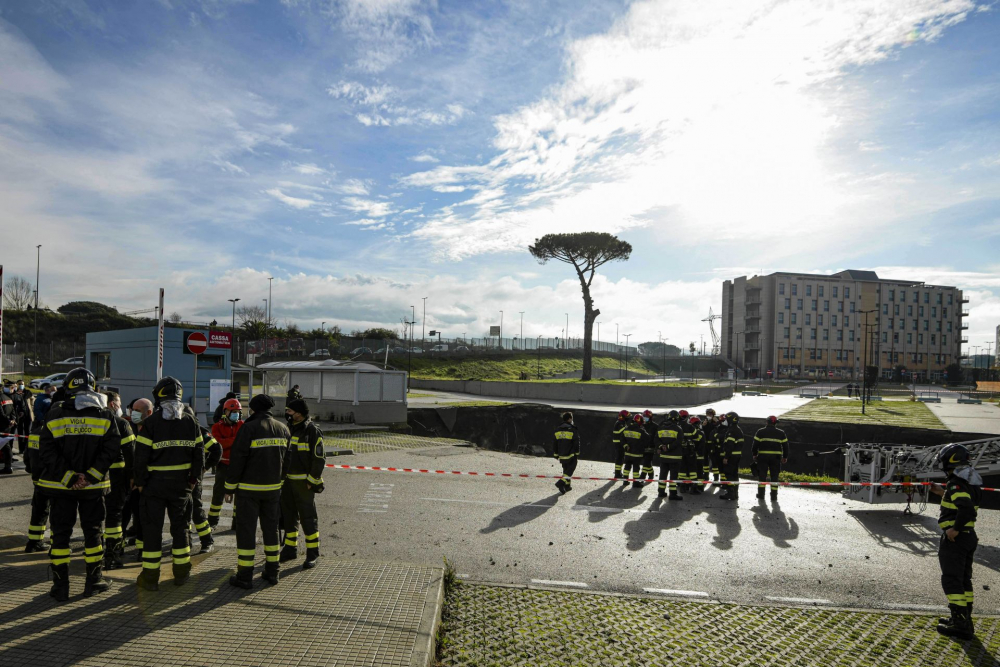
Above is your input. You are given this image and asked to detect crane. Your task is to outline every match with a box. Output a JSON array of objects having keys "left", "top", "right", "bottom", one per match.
[
  {"left": 120, "top": 307, "right": 157, "bottom": 317},
  {"left": 702, "top": 308, "right": 721, "bottom": 356}
]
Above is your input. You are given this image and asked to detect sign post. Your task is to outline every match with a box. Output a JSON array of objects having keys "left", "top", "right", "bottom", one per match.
[{"left": 185, "top": 332, "right": 208, "bottom": 423}]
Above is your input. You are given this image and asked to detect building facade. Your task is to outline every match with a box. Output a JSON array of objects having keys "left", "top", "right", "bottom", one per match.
[{"left": 721, "top": 270, "right": 968, "bottom": 381}]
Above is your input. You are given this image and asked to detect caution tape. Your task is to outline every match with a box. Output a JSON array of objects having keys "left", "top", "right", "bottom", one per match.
[{"left": 324, "top": 463, "right": 999, "bottom": 492}]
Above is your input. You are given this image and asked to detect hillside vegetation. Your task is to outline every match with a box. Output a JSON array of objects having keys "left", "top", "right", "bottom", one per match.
[{"left": 401, "top": 354, "right": 660, "bottom": 381}]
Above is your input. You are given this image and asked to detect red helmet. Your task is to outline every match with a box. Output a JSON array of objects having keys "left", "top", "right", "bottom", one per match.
[
  {"left": 619, "top": 409, "right": 631, "bottom": 419},
  {"left": 642, "top": 409, "right": 653, "bottom": 418},
  {"left": 767, "top": 415, "right": 778, "bottom": 424},
  {"left": 678, "top": 409, "right": 689, "bottom": 419},
  {"left": 632, "top": 414, "right": 644, "bottom": 423},
  {"left": 224, "top": 398, "right": 242, "bottom": 412},
  {"left": 689, "top": 416, "right": 701, "bottom": 425}
]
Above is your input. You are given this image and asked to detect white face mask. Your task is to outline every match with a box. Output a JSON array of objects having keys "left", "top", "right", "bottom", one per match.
[
  {"left": 131, "top": 410, "right": 143, "bottom": 423},
  {"left": 115, "top": 406, "right": 123, "bottom": 418}
]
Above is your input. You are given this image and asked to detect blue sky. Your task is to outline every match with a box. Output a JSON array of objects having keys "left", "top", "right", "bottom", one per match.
[{"left": 1, "top": 0, "right": 998, "bottom": 350}]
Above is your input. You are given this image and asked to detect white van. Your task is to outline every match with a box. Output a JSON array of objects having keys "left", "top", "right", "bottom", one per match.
[{"left": 430, "top": 344, "right": 449, "bottom": 352}]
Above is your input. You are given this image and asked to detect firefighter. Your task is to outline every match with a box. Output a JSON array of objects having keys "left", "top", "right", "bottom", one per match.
[
  {"left": 212, "top": 391, "right": 238, "bottom": 424},
  {"left": 133, "top": 377, "right": 205, "bottom": 591},
  {"left": 930, "top": 444, "right": 982, "bottom": 640},
  {"left": 225, "top": 394, "right": 289, "bottom": 589},
  {"left": 551, "top": 411, "right": 580, "bottom": 495},
  {"left": 37, "top": 368, "right": 121, "bottom": 601},
  {"left": 102, "top": 391, "right": 135, "bottom": 569},
  {"left": 720, "top": 412, "right": 745, "bottom": 502},
  {"left": 655, "top": 410, "right": 684, "bottom": 500},
  {"left": 611, "top": 410, "right": 630, "bottom": 478},
  {"left": 286, "top": 384, "right": 302, "bottom": 407},
  {"left": 709, "top": 412, "right": 728, "bottom": 486},
  {"left": 13, "top": 380, "right": 32, "bottom": 455},
  {"left": 280, "top": 399, "right": 325, "bottom": 567},
  {"left": 689, "top": 416, "right": 708, "bottom": 493},
  {"left": 126, "top": 398, "right": 154, "bottom": 561},
  {"left": 639, "top": 409, "right": 657, "bottom": 481},
  {"left": 209, "top": 398, "right": 244, "bottom": 528},
  {"left": 676, "top": 410, "right": 695, "bottom": 493},
  {"left": 621, "top": 414, "right": 649, "bottom": 490},
  {"left": 185, "top": 405, "right": 222, "bottom": 554},
  {"left": 702, "top": 409, "right": 719, "bottom": 480},
  {"left": 752, "top": 416, "right": 789, "bottom": 500},
  {"left": 0, "top": 381, "right": 15, "bottom": 474}
]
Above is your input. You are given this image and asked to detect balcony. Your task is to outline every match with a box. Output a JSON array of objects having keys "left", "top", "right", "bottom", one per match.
[
  {"left": 961, "top": 336, "right": 969, "bottom": 344},
  {"left": 960, "top": 310, "right": 970, "bottom": 317},
  {"left": 961, "top": 324, "right": 969, "bottom": 330},
  {"left": 745, "top": 297, "right": 761, "bottom": 305},
  {"left": 744, "top": 325, "right": 761, "bottom": 333},
  {"left": 961, "top": 297, "right": 970, "bottom": 304},
  {"left": 744, "top": 341, "right": 760, "bottom": 350}
]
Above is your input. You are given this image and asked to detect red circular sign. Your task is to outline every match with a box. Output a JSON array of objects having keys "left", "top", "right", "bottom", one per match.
[{"left": 187, "top": 332, "right": 208, "bottom": 355}]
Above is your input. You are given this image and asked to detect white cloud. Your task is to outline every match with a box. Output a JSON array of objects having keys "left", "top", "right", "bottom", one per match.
[
  {"left": 266, "top": 188, "right": 321, "bottom": 209},
  {"left": 410, "top": 153, "right": 439, "bottom": 163},
  {"left": 293, "top": 162, "right": 327, "bottom": 175},
  {"left": 432, "top": 185, "right": 467, "bottom": 193},
  {"left": 330, "top": 79, "right": 467, "bottom": 127},
  {"left": 337, "top": 178, "right": 370, "bottom": 195},
  {"left": 402, "top": 0, "right": 983, "bottom": 260},
  {"left": 342, "top": 196, "right": 393, "bottom": 217}
]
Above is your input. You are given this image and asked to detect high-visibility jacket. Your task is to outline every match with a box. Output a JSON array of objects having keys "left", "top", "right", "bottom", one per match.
[
  {"left": 36, "top": 392, "right": 121, "bottom": 494},
  {"left": 709, "top": 425, "right": 727, "bottom": 458},
  {"left": 225, "top": 410, "right": 289, "bottom": 497},
  {"left": 751, "top": 424, "right": 789, "bottom": 458},
  {"left": 723, "top": 425, "right": 745, "bottom": 461},
  {"left": 938, "top": 473, "right": 981, "bottom": 533},
  {"left": 200, "top": 425, "right": 223, "bottom": 470},
  {"left": 133, "top": 404, "right": 205, "bottom": 492},
  {"left": 285, "top": 418, "right": 325, "bottom": 486},
  {"left": 655, "top": 421, "right": 684, "bottom": 459},
  {"left": 680, "top": 422, "right": 703, "bottom": 456},
  {"left": 552, "top": 422, "right": 581, "bottom": 459},
  {"left": 621, "top": 423, "right": 649, "bottom": 456},
  {"left": 611, "top": 418, "right": 629, "bottom": 445},
  {"left": 211, "top": 419, "right": 243, "bottom": 465},
  {"left": 109, "top": 415, "right": 135, "bottom": 476}
]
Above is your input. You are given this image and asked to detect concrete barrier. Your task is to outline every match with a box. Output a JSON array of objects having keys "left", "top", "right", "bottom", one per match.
[{"left": 409, "top": 378, "right": 732, "bottom": 406}]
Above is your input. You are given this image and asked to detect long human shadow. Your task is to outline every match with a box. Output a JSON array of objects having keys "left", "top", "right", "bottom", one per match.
[
  {"left": 480, "top": 492, "right": 563, "bottom": 534},
  {"left": 750, "top": 498, "right": 799, "bottom": 548},
  {"left": 704, "top": 501, "right": 741, "bottom": 550},
  {"left": 622, "top": 497, "right": 702, "bottom": 552},
  {"left": 847, "top": 509, "right": 1000, "bottom": 573}
]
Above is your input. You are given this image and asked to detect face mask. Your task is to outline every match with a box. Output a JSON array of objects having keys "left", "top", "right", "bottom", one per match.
[
  {"left": 18, "top": 384, "right": 24, "bottom": 390},
  {"left": 115, "top": 407, "right": 123, "bottom": 418},
  {"left": 131, "top": 410, "right": 143, "bottom": 424},
  {"left": 285, "top": 414, "right": 295, "bottom": 424},
  {"left": 228, "top": 412, "right": 240, "bottom": 422}
]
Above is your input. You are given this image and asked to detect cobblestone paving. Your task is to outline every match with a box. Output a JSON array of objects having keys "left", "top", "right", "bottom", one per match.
[
  {"left": 437, "top": 584, "right": 1000, "bottom": 667},
  {"left": 326, "top": 431, "right": 473, "bottom": 455},
  {"left": 0, "top": 535, "right": 442, "bottom": 667}
]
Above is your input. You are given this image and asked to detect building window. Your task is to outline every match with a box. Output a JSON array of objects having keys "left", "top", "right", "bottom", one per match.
[
  {"left": 900, "top": 291, "right": 905, "bottom": 302},
  {"left": 931, "top": 334, "right": 936, "bottom": 345},
  {"left": 791, "top": 349, "right": 796, "bottom": 358},
  {"left": 796, "top": 328, "right": 802, "bottom": 340},
  {"left": 882, "top": 332, "right": 887, "bottom": 343},
  {"left": 936, "top": 321, "right": 941, "bottom": 332},
  {"left": 845, "top": 287, "right": 851, "bottom": 298},
  {"left": 942, "top": 335, "right": 947, "bottom": 345},
  {"left": 919, "top": 306, "right": 924, "bottom": 317},
  {"left": 924, "top": 292, "right": 929, "bottom": 303},
  {"left": 779, "top": 283, "right": 785, "bottom": 295},
  {"left": 778, "top": 312, "right": 784, "bottom": 324},
  {"left": 832, "top": 315, "right": 837, "bottom": 326},
  {"left": 837, "top": 330, "right": 843, "bottom": 341},
  {"left": 95, "top": 353, "right": 111, "bottom": 381},
  {"left": 833, "top": 286, "right": 838, "bottom": 297},
  {"left": 907, "top": 305, "right": 913, "bottom": 316},
  {"left": 918, "top": 334, "right": 924, "bottom": 344},
  {"left": 947, "top": 322, "right": 952, "bottom": 332},
  {"left": 893, "top": 332, "right": 899, "bottom": 344},
  {"left": 936, "top": 293, "right": 942, "bottom": 304},
  {"left": 913, "top": 291, "right": 919, "bottom": 302},
  {"left": 923, "top": 320, "right": 929, "bottom": 331},
  {"left": 823, "top": 329, "right": 829, "bottom": 341},
  {"left": 907, "top": 333, "right": 912, "bottom": 344},
  {"left": 818, "top": 285, "right": 824, "bottom": 297},
  {"left": 818, "top": 314, "right": 824, "bottom": 326},
  {"left": 785, "top": 298, "right": 791, "bottom": 308},
  {"left": 791, "top": 313, "right": 797, "bottom": 324},
  {"left": 791, "top": 284, "right": 798, "bottom": 296},
  {"left": 889, "top": 289, "right": 894, "bottom": 300},
  {"left": 809, "top": 350, "right": 816, "bottom": 360},
  {"left": 849, "top": 302, "right": 855, "bottom": 313},
  {"left": 849, "top": 330, "right": 855, "bottom": 342},
  {"left": 824, "top": 300, "right": 829, "bottom": 312},
  {"left": 197, "top": 355, "right": 224, "bottom": 369},
  {"left": 810, "top": 329, "right": 817, "bottom": 340},
  {"left": 942, "top": 308, "right": 947, "bottom": 318},
  {"left": 948, "top": 294, "right": 953, "bottom": 304},
  {"left": 894, "top": 305, "right": 899, "bottom": 316},
  {"left": 912, "top": 319, "right": 917, "bottom": 331},
  {"left": 805, "top": 314, "right": 811, "bottom": 325},
  {"left": 784, "top": 327, "right": 790, "bottom": 338},
  {"left": 883, "top": 304, "right": 888, "bottom": 315},
  {"left": 806, "top": 285, "right": 812, "bottom": 296},
  {"left": 844, "top": 316, "right": 850, "bottom": 327},
  {"left": 888, "top": 319, "right": 893, "bottom": 329},
  {"left": 797, "top": 299, "right": 803, "bottom": 310},
  {"left": 812, "top": 300, "right": 817, "bottom": 311},
  {"left": 931, "top": 307, "right": 937, "bottom": 318},
  {"left": 838, "top": 301, "right": 843, "bottom": 312}
]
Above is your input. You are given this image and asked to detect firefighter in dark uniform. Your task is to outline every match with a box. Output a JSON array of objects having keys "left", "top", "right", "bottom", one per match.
[
  {"left": 676, "top": 410, "right": 695, "bottom": 493},
  {"left": 133, "top": 377, "right": 205, "bottom": 591},
  {"left": 184, "top": 404, "right": 222, "bottom": 554},
  {"left": 37, "top": 369, "right": 121, "bottom": 601},
  {"left": 701, "top": 409, "right": 718, "bottom": 480},
  {"left": 611, "top": 410, "right": 630, "bottom": 478},
  {"left": 621, "top": 414, "right": 649, "bottom": 489},
  {"left": 639, "top": 409, "right": 657, "bottom": 481},
  {"left": 280, "top": 399, "right": 325, "bottom": 567},
  {"left": 286, "top": 385, "right": 302, "bottom": 407},
  {"left": 708, "top": 411, "right": 726, "bottom": 483},
  {"left": 23, "top": 386, "right": 63, "bottom": 552},
  {"left": 721, "top": 412, "right": 744, "bottom": 502},
  {"left": 689, "top": 416, "right": 709, "bottom": 493},
  {"left": 551, "top": 411, "right": 580, "bottom": 495},
  {"left": 930, "top": 444, "right": 982, "bottom": 640},
  {"left": 0, "top": 382, "right": 15, "bottom": 474},
  {"left": 102, "top": 391, "right": 135, "bottom": 569},
  {"left": 752, "top": 416, "right": 789, "bottom": 501},
  {"left": 225, "top": 394, "right": 290, "bottom": 588},
  {"left": 655, "top": 410, "right": 684, "bottom": 500}
]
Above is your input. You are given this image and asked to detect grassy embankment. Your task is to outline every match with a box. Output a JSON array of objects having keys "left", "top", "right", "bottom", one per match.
[
  {"left": 404, "top": 354, "right": 663, "bottom": 381},
  {"left": 782, "top": 399, "right": 946, "bottom": 430}
]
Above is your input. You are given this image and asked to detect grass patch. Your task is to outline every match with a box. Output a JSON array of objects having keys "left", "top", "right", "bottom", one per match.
[
  {"left": 405, "top": 353, "right": 660, "bottom": 381},
  {"left": 738, "top": 468, "right": 842, "bottom": 488},
  {"left": 406, "top": 392, "right": 437, "bottom": 398},
  {"left": 438, "top": 400, "right": 512, "bottom": 407},
  {"left": 782, "top": 399, "right": 946, "bottom": 430}
]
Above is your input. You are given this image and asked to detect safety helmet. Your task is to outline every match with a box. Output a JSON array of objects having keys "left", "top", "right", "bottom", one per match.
[
  {"left": 642, "top": 409, "right": 653, "bottom": 418},
  {"left": 63, "top": 368, "right": 97, "bottom": 396},
  {"left": 678, "top": 409, "right": 689, "bottom": 419},
  {"left": 667, "top": 410, "right": 680, "bottom": 421},
  {"left": 767, "top": 415, "right": 778, "bottom": 424},
  {"left": 705, "top": 408, "right": 716, "bottom": 417},
  {"left": 224, "top": 398, "right": 242, "bottom": 412},
  {"left": 726, "top": 411, "right": 739, "bottom": 423},
  {"left": 153, "top": 376, "right": 183, "bottom": 402},
  {"left": 689, "top": 416, "right": 701, "bottom": 425},
  {"left": 632, "top": 414, "right": 644, "bottom": 423},
  {"left": 618, "top": 409, "right": 631, "bottom": 419},
  {"left": 938, "top": 444, "right": 970, "bottom": 472}
]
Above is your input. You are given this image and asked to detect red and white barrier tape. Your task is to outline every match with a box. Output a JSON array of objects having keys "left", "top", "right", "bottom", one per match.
[{"left": 324, "top": 463, "right": 999, "bottom": 492}]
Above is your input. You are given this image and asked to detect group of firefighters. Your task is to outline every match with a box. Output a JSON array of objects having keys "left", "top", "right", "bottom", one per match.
[{"left": 5, "top": 367, "right": 326, "bottom": 601}]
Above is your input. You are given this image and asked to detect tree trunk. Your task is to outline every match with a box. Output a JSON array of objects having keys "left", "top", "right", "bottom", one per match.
[{"left": 575, "top": 265, "right": 600, "bottom": 382}]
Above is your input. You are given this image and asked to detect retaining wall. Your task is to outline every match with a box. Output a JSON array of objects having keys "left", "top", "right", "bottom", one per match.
[{"left": 409, "top": 379, "right": 732, "bottom": 406}]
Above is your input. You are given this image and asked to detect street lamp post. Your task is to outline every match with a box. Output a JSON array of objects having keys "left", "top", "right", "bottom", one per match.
[
  {"left": 565, "top": 313, "right": 569, "bottom": 350},
  {"left": 519, "top": 311, "right": 524, "bottom": 352},
  {"left": 616, "top": 324, "right": 620, "bottom": 378},
  {"left": 734, "top": 331, "right": 744, "bottom": 392},
  {"left": 34, "top": 244, "right": 40, "bottom": 364},
  {"left": 499, "top": 310, "right": 503, "bottom": 350},
  {"left": 537, "top": 335, "right": 542, "bottom": 378},
  {"left": 228, "top": 298, "right": 240, "bottom": 363},
  {"left": 262, "top": 298, "right": 268, "bottom": 358},
  {"left": 422, "top": 297, "right": 427, "bottom": 350},
  {"left": 624, "top": 334, "right": 632, "bottom": 380}
]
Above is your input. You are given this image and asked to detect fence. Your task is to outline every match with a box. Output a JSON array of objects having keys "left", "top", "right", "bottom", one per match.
[{"left": 1, "top": 344, "right": 24, "bottom": 378}]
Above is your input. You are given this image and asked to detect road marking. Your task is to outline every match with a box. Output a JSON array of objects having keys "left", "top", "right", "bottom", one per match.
[
  {"left": 359, "top": 482, "right": 395, "bottom": 513},
  {"left": 766, "top": 596, "right": 832, "bottom": 605},
  {"left": 457, "top": 573, "right": 471, "bottom": 579},
  {"left": 644, "top": 588, "right": 709, "bottom": 598},
  {"left": 531, "top": 579, "right": 589, "bottom": 588},
  {"left": 885, "top": 603, "right": 948, "bottom": 612}
]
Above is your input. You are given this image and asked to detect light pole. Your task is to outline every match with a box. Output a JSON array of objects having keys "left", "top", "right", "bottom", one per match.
[
  {"left": 267, "top": 277, "right": 273, "bottom": 328},
  {"left": 565, "top": 313, "right": 569, "bottom": 349},
  {"left": 422, "top": 296, "right": 427, "bottom": 350},
  {"left": 262, "top": 298, "right": 268, "bottom": 357},
  {"left": 616, "top": 323, "right": 620, "bottom": 378},
  {"left": 228, "top": 298, "right": 240, "bottom": 363},
  {"left": 499, "top": 310, "right": 503, "bottom": 350},
  {"left": 408, "top": 306, "right": 415, "bottom": 387},
  {"left": 537, "top": 335, "right": 542, "bottom": 378},
  {"left": 624, "top": 334, "right": 632, "bottom": 379},
  {"left": 321, "top": 321, "right": 326, "bottom": 332},
  {"left": 519, "top": 311, "right": 524, "bottom": 352},
  {"left": 34, "top": 244, "right": 40, "bottom": 363}
]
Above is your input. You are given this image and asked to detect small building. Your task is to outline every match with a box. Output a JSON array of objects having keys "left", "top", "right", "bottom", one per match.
[
  {"left": 256, "top": 360, "right": 407, "bottom": 425},
  {"left": 86, "top": 326, "right": 232, "bottom": 422}
]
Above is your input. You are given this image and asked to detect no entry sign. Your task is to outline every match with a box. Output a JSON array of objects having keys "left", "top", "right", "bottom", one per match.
[{"left": 184, "top": 331, "right": 209, "bottom": 355}]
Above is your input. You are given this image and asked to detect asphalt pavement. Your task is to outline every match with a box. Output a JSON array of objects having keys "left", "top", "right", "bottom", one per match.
[{"left": 2, "top": 444, "right": 997, "bottom": 615}]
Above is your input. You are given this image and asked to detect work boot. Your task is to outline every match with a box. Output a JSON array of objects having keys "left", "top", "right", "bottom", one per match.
[
  {"left": 757, "top": 489, "right": 766, "bottom": 500},
  {"left": 261, "top": 565, "right": 279, "bottom": 585},
  {"left": 49, "top": 564, "right": 70, "bottom": 602},
  {"left": 136, "top": 569, "right": 160, "bottom": 591},
  {"left": 25, "top": 539, "right": 49, "bottom": 553},
  {"left": 104, "top": 538, "right": 124, "bottom": 569},
  {"left": 657, "top": 489, "right": 667, "bottom": 498},
  {"left": 84, "top": 562, "right": 111, "bottom": 597},
  {"left": 303, "top": 548, "right": 320, "bottom": 570},
  {"left": 279, "top": 546, "right": 298, "bottom": 563},
  {"left": 770, "top": 490, "right": 779, "bottom": 501},
  {"left": 229, "top": 569, "right": 253, "bottom": 590},
  {"left": 207, "top": 517, "right": 219, "bottom": 529},
  {"left": 173, "top": 563, "right": 192, "bottom": 586},
  {"left": 937, "top": 605, "right": 975, "bottom": 640},
  {"left": 669, "top": 491, "right": 683, "bottom": 501},
  {"left": 621, "top": 478, "right": 631, "bottom": 489},
  {"left": 555, "top": 479, "right": 567, "bottom": 495},
  {"left": 199, "top": 536, "right": 215, "bottom": 555}
]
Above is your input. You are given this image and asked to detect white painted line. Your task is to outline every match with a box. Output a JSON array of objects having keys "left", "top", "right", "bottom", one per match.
[
  {"left": 766, "top": 596, "right": 832, "bottom": 605},
  {"left": 644, "top": 588, "right": 709, "bottom": 598},
  {"left": 571, "top": 505, "right": 621, "bottom": 513},
  {"left": 885, "top": 603, "right": 949, "bottom": 612},
  {"left": 456, "top": 573, "right": 471, "bottom": 579},
  {"left": 531, "top": 579, "right": 589, "bottom": 589}
]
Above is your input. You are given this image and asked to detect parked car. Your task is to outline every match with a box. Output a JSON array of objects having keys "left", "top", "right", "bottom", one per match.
[
  {"left": 54, "top": 356, "right": 85, "bottom": 366},
  {"left": 309, "top": 349, "right": 331, "bottom": 358},
  {"left": 350, "top": 347, "right": 374, "bottom": 356},
  {"left": 409, "top": 347, "right": 424, "bottom": 354},
  {"left": 30, "top": 372, "right": 68, "bottom": 389},
  {"left": 454, "top": 346, "right": 471, "bottom": 353},
  {"left": 430, "top": 344, "right": 449, "bottom": 352}
]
